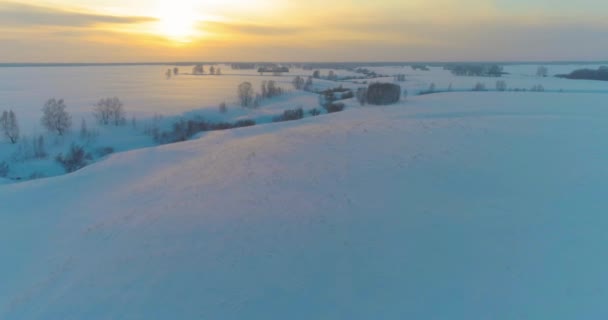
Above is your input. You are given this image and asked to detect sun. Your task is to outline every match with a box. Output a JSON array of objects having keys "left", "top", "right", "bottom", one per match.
[{"left": 156, "top": 0, "right": 200, "bottom": 43}]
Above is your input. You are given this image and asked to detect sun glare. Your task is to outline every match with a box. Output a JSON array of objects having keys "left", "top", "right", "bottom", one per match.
[{"left": 156, "top": 0, "right": 200, "bottom": 43}]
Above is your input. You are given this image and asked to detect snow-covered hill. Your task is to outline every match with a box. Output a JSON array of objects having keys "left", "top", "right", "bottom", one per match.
[{"left": 2, "top": 92, "right": 608, "bottom": 319}]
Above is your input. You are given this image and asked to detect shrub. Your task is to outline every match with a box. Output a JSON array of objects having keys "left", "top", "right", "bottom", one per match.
[
  {"left": 324, "top": 102, "right": 345, "bottom": 113},
  {"left": 472, "top": 82, "right": 487, "bottom": 91},
  {"left": 273, "top": 108, "right": 304, "bottom": 122},
  {"left": 366, "top": 83, "right": 401, "bottom": 105},
  {"left": 233, "top": 119, "right": 256, "bottom": 128},
  {"left": 56, "top": 144, "right": 91, "bottom": 173}
]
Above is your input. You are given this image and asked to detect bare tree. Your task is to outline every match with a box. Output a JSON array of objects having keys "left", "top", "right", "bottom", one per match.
[
  {"left": 238, "top": 82, "right": 254, "bottom": 107},
  {"left": 94, "top": 97, "right": 125, "bottom": 126},
  {"left": 41, "top": 98, "right": 72, "bottom": 135},
  {"left": 173, "top": 67, "right": 179, "bottom": 75},
  {"left": 210, "top": 66, "right": 216, "bottom": 75},
  {"left": 0, "top": 110, "right": 19, "bottom": 144}
]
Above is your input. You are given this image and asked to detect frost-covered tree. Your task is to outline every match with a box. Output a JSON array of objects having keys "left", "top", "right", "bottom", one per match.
[
  {"left": 192, "top": 64, "right": 205, "bottom": 75},
  {"left": 0, "top": 110, "right": 19, "bottom": 144},
  {"left": 238, "top": 82, "right": 254, "bottom": 107},
  {"left": 537, "top": 66, "right": 549, "bottom": 77},
  {"left": 292, "top": 76, "right": 305, "bottom": 90},
  {"left": 173, "top": 67, "right": 179, "bottom": 75},
  {"left": 496, "top": 80, "right": 507, "bottom": 91},
  {"left": 216, "top": 67, "right": 222, "bottom": 75},
  {"left": 473, "top": 82, "right": 487, "bottom": 91},
  {"left": 94, "top": 97, "right": 125, "bottom": 126},
  {"left": 209, "top": 66, "right": 216, "bottom": 75},
  {"left": 165, "top": 69, "right": 172, "bottom": 79},
  {"left": 304, "top": 76, "right": 313, "bottom": 91},
  {"left": 312, "top": 70, "right": 320, "bottom": 79},
  {"left": 41, "top": 98, "right": 72, "bottom": 135},
  {"left": 356, "top": 87, "right": 368, "bottom": 105},
  {"left": 33, "top": 135, "right": 47, "bottom": 159}
]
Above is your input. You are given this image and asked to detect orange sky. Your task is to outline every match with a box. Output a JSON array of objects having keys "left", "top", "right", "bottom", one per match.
[{"left": 1, "top": 0, "right": 607, "bottom": 62}]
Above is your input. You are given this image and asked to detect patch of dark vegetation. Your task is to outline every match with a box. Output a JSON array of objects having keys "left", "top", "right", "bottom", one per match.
[
  {"left": 152, "top": 117, "right": 256, "bottom": 144},
  {"left": 556, "top": 66, "right": 608, "bottom": 81},
  {"left": 324, "top": 102, "right": 345, "bottom": 113},
  {"left": 56, "top": 143, "right": 92, "bottom": 173},
  {"left": 273, "top": 108, "right": 304, "bottom": 122},
  {"left": 445, "top": 64, "right": 505, "bottom": 77},
  {"left": 411, "top": 64, "right": 430, "bottom": 71},
  {"left": 309, "top": 108, "right": 321, "bottom": 116},
  {"left": 366, "top": 83, "right": 402, "bottom": 105}
]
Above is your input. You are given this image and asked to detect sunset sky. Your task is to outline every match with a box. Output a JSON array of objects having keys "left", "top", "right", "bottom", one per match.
[{"left": 1, "top": 0, "right": 607, "bottom": 62}]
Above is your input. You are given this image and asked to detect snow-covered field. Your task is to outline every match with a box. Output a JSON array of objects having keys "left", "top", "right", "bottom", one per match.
[{"left": 2, "top": 63, "right": 608, "bottom": 318}]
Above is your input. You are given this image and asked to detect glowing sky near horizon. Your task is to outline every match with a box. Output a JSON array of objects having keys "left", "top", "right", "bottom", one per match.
[{"left": 0, "top": 0, "right": 607, "bottom": 62}]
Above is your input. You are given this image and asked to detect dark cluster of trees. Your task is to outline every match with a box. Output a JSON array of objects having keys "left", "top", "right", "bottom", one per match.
[
  {"left": 292, "top": 76, "right": 313, "bottom": 91},
  {"left": 237, "top": 80, "right": 286, "bottom": 108},
  {"left": 411, "top": 65, "right": 430, "bottom": 71},
  {"left": 258, "top": 66, "right": 289, "bottom": 75},
  {"left": 312, "top": 70, "right": 338, "bottom": 81},
  {"left": 231, "top": 63, "right": 256, "bottom": 70},
  {"left": 151, "top": 117, "right": 257, "bottom": 144},
  {"left": 362, "top": 83, "right": 402, "bottom": 105},
  {"left": 557, "top": 66, "right": 608, "bottom": 81},
  {"left": 447, "top": 64, "right": 504, "bottom": 77}
]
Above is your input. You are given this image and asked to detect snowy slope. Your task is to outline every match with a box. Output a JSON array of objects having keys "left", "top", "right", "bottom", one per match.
[{"left": 2, "top": 92, "right": 608, "bottom": 319}]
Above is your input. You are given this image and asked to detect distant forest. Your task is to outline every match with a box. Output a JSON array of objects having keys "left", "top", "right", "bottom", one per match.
[{"left": 557, "top": 66, "right": 608, "bottom": 81}]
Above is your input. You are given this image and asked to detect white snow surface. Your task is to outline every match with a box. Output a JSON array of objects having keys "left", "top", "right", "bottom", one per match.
[{"left": 2, "top": 91, "right": 608, "bottom": 319}]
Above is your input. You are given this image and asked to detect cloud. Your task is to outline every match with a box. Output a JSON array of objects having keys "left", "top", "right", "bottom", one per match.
[
  {"left": 0, "top": 2, "right": 156, "bottom": 28},
  {"left": 201, "top": 21, "right": 305, "bottom": 36}
]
